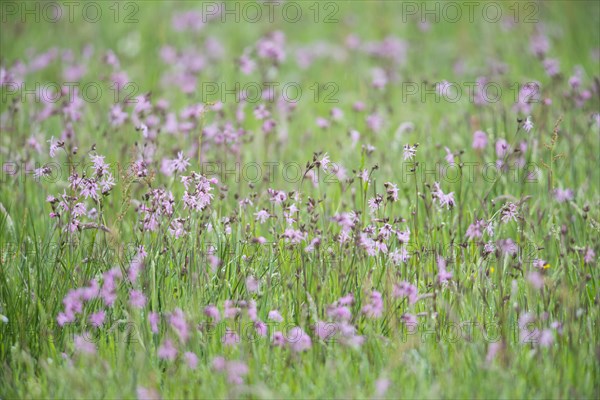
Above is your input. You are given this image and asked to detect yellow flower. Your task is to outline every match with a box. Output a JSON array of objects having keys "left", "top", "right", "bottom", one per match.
[
  {"left": 543, "top": 263, "right": 550, "bottom": 270},
  {"left": 490, "top": 267, "right": 495, "bottom": 274}
]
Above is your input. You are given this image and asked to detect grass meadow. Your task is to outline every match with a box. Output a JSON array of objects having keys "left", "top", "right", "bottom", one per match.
[{"left": 0, "top": 1, "right": 599, "bottom": 398}]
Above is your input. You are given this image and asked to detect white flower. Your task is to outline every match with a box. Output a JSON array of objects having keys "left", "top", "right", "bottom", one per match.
[{"left": 523, "top": 116, "right": 534, "bottom": 133}]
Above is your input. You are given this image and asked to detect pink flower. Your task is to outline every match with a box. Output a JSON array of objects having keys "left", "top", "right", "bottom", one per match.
[
  {"left": 225, "top": 360, "right": 249, "bottom": 385},
  {"left": 353, "top": 101, "right": 365, "bottom": 112},
  {"left": 313, "top": 321, "right": 337, "bottom": 340},
  {"left": 389, "top": 248, "right": 409, "bottom": 265},
  {"left": 82, "top": 280, "right": 100, "bottom": 301},
  {"left": 109, "top": 104, "right": 128, "bottom": 127},
  {"left": 361, "top": 290, "right": 384, "bottom": 318},
  {"left": 271, "top": 331, "right": 286, "bottom": 347},
  {"left": 222, "top": 329, "right": 240, "bottom": 346},
  {"left": 247, "top": 300, "right": 258, "bottom": 321},
  {"left": 246, "top": 276, "right": 259, "bottom": 293},
  {"left": 316, "top": 117, "right": 330, "bottom": 129},
  {"left": 134, "top": 95, "right": 152, "bottom": 115},
  {"left": 530, "top": 32, "right": 549, "bottom": 57},
  {"left": 204, "top": 305, "right": 220, "bottom": 322},
  {"left": 395, "top": 228, "right": 411, "bottom": 244},
  {"left": 432, "top": 182, "right": 455, "bottom": 209},
  {"left": 212, "top": 356, "right": 249, "bottom": 384},
  {"left": 584, "top": 247, "right": 596, "bottom": 264},
  {"left": 171, "top": 10, "right": 206, "bottom": 31},
  {"left": 330, "top": 107, "right": 344, "bottom": 121},
  {"left": 393, "top": 282, "right": 418, "bottom": 305},
  {"left": 171, "top": 151, "right": 190, "bottom": 173},
  {"left": 375, "top": 377, "right": 390, "bottom": 397},
  {"left": 336, "top": 322, "right": 364, "bottom": 349},
  {"left": 253, "top": 104, "right": 270, "bottom": 120},
  {"left": 518, "top": 313, "right": 538, "bottom": 343},
  {"left": 527, "top": 271, "right": 544, "bottom": 290},
  {"left": 287, "top": 327, "right": 312, "bottom": 352},
  {"left": 56, "top": 312, "right": 75, "bottom": 326},
  {"left": 181, "top": 173, "right": 214, "bottom": 212},
  {"left": 282, "top": 228, "right": 306, "bottom": 245},
  {"left": 437, "top": 256, "right": 453, "bottom": 284},
  {"left": 239, "top": 53, "right": 256, "bottom": 75},
  {"left": 358, "top": 169, "right": 371, "bottom": 183},
  {"left": 169, "top": 308, "right": 189, "bottom": 343},
  {"left": 539, "top": 329, "right": 554, "bottom": 347},
  {"left": 500, "top": 203, "right": 519, "bottom": 223},
  {"left": 184, "top": 352, "right": 198, "bottom": 369},
  {"left": 224, "top": 300, "right": 240, "bottom": 319},
  {"left": 48, "top": 137, "right": 60, "bottom": 158},
  {"left": 327, "top": 305, "right": 352, "bottom": 321},
  {"left": 268, "top": 310, "right": 283, "bottom": 322},
  {"left": 317, "top": 153, "right": 331, "bottom": 171},
  {"left": 486, "top": 342, "right": 502, "bottom": 363},
  {"left": 367, "top": 196, "right": 383, "bottom": 213},
  {"left": 553, "top": 188, "right": 573, "bottom": 203},
  {"left": 366, "top": 113, "right": 383, "bottom": 133},
  {"left": 401, "top": 313, "right": 417, "bottom": 326},
  {"left": 444, "top": 147, "right": 455, "bottom": 164},
  {"left": 262, "top": 119, "right": 276, "bottom": 133},
  {"left": 254, "top": 209, "right": 270, "bottom": 223},
  {"left": 208, "top": 255, "right": 221, "bottom": 272},
  {"left": 88, "top": 310, "right": 105, "bottom": 328},
  {"left": 437, "top": 268, "right": 453, "bottom": 284},
  {"left": 149, "top": 312, "right": 159, "bottom": 333},
  {"left": 129, "top": 290, "right": 146, "bottom": 309},
  {"left": 371, "top": 67, "right": 388, "bottom": 89},
  {"left": 497, "top": 239, "right": 518, "bottom": 256},
  {"left": 495, "top": 139, "right": 509, "bottom": 158},
  {"left": 128, "top": 258, "right": 144, "bottom": 283},
  {"left": 384, "top": 182, "right": 399, "bottom": 202},
  {"left": 304, "top": 237, "right": 321, "bottom": 253},
  {"left": 267, "top": 189, "right": 287, "bottom": 204},
  {"left": 212, "top": 356, "right": 226, "bottom": 371},
  {"left": 472, "top": 130, "right": 487, "bottom": 149},
  {"left": 74, "top": 334, "right": 96, "bottom": 355},
  {"left": 137, "top": 386, "right": 160, "bottom": 400},
  {"left": 465, "top": 219, "right": 491, "bottom": 239},
  {"left": 543, "top": 58, "right": 560, "bottom": 77},
  {"left": 350, "top": 130, "right": 360, "bottom": 147},
  {"left": 256, "top": 31, "right": 286, "bottom": 63},
  {"left": 549, "top": 322, "right": 562, "bottom": 336},
  {"left": 158, "top": 339, "right": 177, "bottom": 360},
  {"left": 254, "top": 321, "right": 268, "bottom": 337}
]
